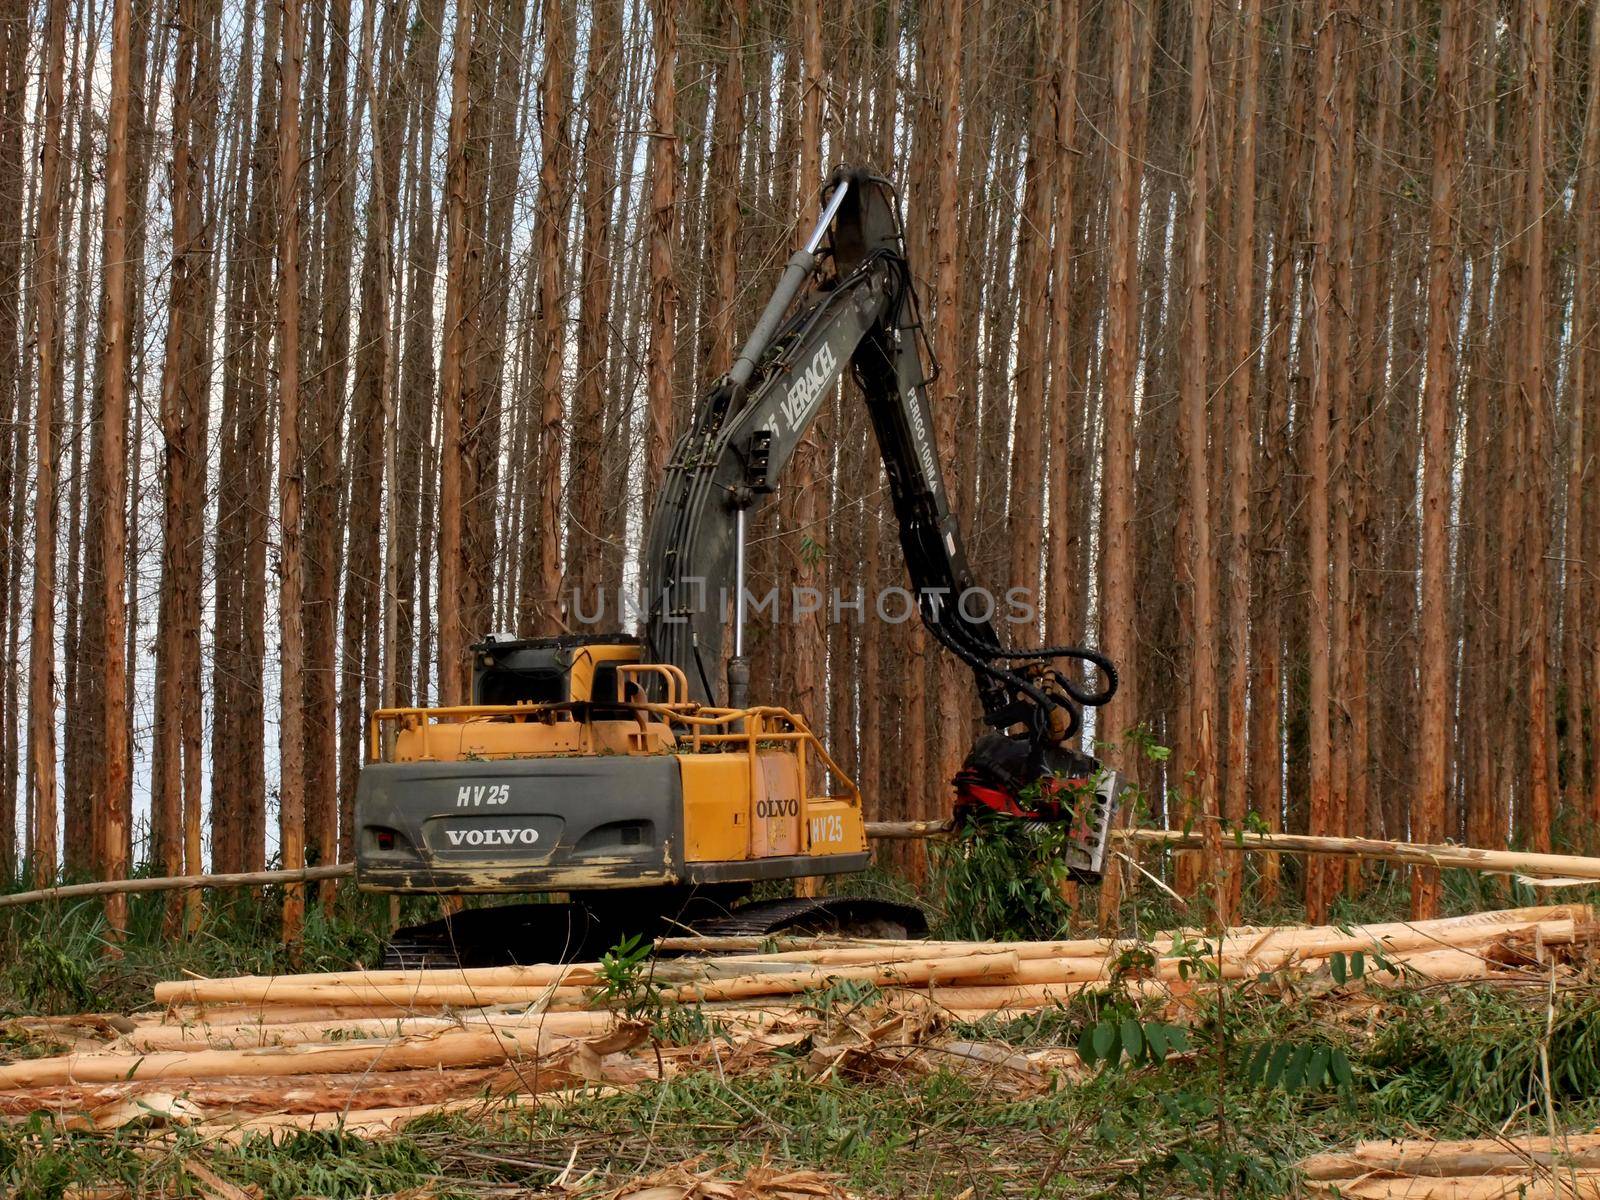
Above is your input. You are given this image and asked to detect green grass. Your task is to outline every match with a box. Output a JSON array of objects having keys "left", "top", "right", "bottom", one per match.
[
  {"left": 0, "top": 1123, "right": 455, "bottom": 1200},
  {"left": 7, "top": 970, "right": 1600, "bottom": 1197},
  {"left": 4, "top": 849, "right": 1600, "bottom": 1196},
  {"left": 0, "top": 872, "right": 466, "bottom": 1017}
]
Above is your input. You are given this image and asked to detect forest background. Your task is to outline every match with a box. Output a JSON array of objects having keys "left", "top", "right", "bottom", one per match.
[{"left": 0, "top": 0, "right": 1587, "bottom": 932}]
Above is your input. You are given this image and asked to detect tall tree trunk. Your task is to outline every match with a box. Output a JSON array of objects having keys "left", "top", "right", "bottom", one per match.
[
  {"left": 1099, "top": 0, "right": 1140, "bottom": 758},
  {"left": 1175, "top": 0, "right": 1218, "bottom": 909},
  {"left": 242, "top": 0, "right": 278, "bottom": 873},
  {"left": 1304, "top": 0, "right": 1337, "bottom": 923},
  {"left": 1096, "top": 0, "right": 1142, "bottom": 932},
  {"left": 397, "top": 0, "right": 446, "bottom": 706},
  {"left": 29, "top": 0, "right": 69, "bottom": 885},
  {"left": 366, "top": 0, "right": 400, "bottom": 721},
  {"left": 645, "top": 0, "right": 679, "bottom": 498},
  {"left": 209, "top": 0, "right": 262, "bottom": 875},
  {"left": 155, "top": 0, "right": 202, "bottom": 925},
  {"left": 436, "top": 0, "right": 474, "bottom": 704},
  {"left": 705, "top": 0, "right": 745, "bottom": 383},
  {"left": 1250, "top": 3, "right": 1307, "bottom": 905},
  {"left": 1005, "top": 17, "right": 1055, "bottom": 621},
  {"left": 1325, "top": 0, "right": 1357, "bottom": 897},
  {"left": 97, "top": 0, "right": 134, "bottom": 929},
  {"left": 1345, "top": 0, "right": 1398, "bottom": 876},
  {"left": 1577, "top": 0, "right": 1600, "bottom": 837},
  {"left": 569, "top": 0, "right": 625, "bottom": 615},
  {"left": 1521, "top": 0, "right": 1555, "bottom": 851},
  {"left": 0, "top": 0, "right": 28, "bottom": 871},
  {"left": 342, "top": 0, "right": 403, "bottom": 852},
  {"left": 534, "top": 0, "right": 574, "bottom": 634},
  {"left": 1412, "top": 0, "right": 1464, "bottom": 919},
  {"left": 931, "top": 0, "right": 966, "bottom": 805},
  {"left": 306, "top": 0, "right": 353, "bottom": 879},
  {"left": 787, "top": 0, "right": 824, "bottom": 732},
  {"left": 182, "top": 0, "right": 219, "bottom": 905},
  {"left": 276, "top": 0, "right": 307, "bottom": 948},
  {"left": 1220, "top": 0, "right": 1261, "bottom": 917},
  {"left": 61, "top": 0, "right": 101, "bottom": 874}
]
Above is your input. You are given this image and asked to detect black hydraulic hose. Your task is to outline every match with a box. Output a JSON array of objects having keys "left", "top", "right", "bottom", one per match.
[
  {"left": 691, "top": 638, "right": 717, "bottom": 707},
  {"left": 920, "top": 612, "right": 1084, "bottom": 742},
  {"left": 986, "top": 643, "right": 1119, "bottom": 707},
  {"left": 869, "top": 217, "right": 1122, "bottom": 730}
]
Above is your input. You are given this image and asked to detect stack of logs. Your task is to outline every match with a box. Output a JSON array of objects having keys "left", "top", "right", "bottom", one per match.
[
  {"left": 1300, "top": 1134, "right": 1600, "bottom": 1198},
  {"left": 0, "top": 904, "right": 1587, "bottom": 1139}
]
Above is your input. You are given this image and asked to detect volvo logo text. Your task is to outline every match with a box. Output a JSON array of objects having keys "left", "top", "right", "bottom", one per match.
[
  {"left": 445, "top": 827, "right": 541, "bottom": 847},
  {"left": 755, "top": 798, "right": 800, "bottom": 818}
]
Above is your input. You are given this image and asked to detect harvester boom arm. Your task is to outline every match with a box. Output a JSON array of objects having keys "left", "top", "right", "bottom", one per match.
[{"left": 641, "top": 166, "right": 1116, "bottom": 754}]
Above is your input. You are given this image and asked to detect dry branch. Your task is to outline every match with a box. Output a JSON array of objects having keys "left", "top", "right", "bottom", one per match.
[
  {"left": 0, "top": 864, "right": 352, "bottom": 908},
  {"left": 1123, "top": 830, "right": 1600, "bottom": 881}
]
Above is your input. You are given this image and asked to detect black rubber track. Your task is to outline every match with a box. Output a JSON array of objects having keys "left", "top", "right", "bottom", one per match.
[{"left": 379, "top": 895, "right": 927, "bottom": 970}]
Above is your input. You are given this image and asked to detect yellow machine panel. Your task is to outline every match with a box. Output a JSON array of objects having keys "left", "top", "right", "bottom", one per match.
[
  {"left": 753, "top": 752, "right": 804, "bottom": 857},
  {"left": 680, "top": 754, "right": 752, "bottom": 861},
  {"left": 386, "top": 710, "right": 676, "bottom": 762},
  {"left": 392, "top": 713, "right": 585, "bottom": 760},
  {"left": 803, "top": 797, "right": 868, "bottom": 855}
]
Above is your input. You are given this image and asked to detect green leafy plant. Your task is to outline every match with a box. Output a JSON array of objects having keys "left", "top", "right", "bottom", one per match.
[
  {"left": 1077, "top": 1015, "right": 1192, "bottom": 1069},
  {"left": 1, "top": 903, "right": 106, "bottom": 1015},
  {"left": 929, "top": 809, "right": 1079, "bottom": 941},
  {"left": 1245, "top": 1041, "right": 1355, "bottom": 1092},
  {"left": 593, "top": 933, "right": 661, "bottom": 1017},
  {"left": 803, "top": 977, "right": 881, "bottom": 1014},
  {"left": 649, "top": 1004, "right": 728, "bottom": 1046},
  {"left": 1169, "top": 1141, "right": 1289, "bottom": 1197}
]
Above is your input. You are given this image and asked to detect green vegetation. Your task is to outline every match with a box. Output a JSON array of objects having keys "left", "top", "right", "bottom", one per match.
[
  {"left": 7, "top": 970, "right": 1600, "bottom": 1197},
  {"left": 0, "top": 881, "right": 433, "bottom": 1017},
  {"left": 2, "top": 859, "right": 1600, "bottom": 1196}
]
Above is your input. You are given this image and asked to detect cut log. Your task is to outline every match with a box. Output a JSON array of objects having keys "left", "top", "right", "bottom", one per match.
[
  {"left": 1302, "top": 1134, "right": 1600, "bottom": 1179},
  {"left": 1304, "top": 1171, "right": 1600, "bottom": 1199},
  {"left": 913, "top": 981, "right": 1169, "bottom": 1010},
  {"left": 152, "top": 951, "right": 1023, "bottom": 1012},
  {"left": 0, "top": 1067, "right": 517, "bottom": 1117},
  {"left": 152, "top": 961, "right": 602, "bottom": 1004},
  {"left": 658, "top": 906, "right": 1583, "bottom": 964},
  {"left": 117, "top": 1007, "right": 788, "bottom": 1052},
  {"left": 0, "top": 1022, "right": 645, "bottom": 1088},
  {"left": 149, "top": 1003, "right": 513, "bottom": 1025},
  {"left": 0, "top": 864, "right": 353, "bottom": 909},
  {"left": 662, "top": 951, "right": 1022, "bottom": 1003},
  {"left": 154, "top": 982, "right": 592, "bottom": 1010}
]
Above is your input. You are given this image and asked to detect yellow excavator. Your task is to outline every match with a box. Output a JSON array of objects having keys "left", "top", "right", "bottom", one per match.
[{"left": 354, "top": 167, "right": 1121, "bottom": 966}]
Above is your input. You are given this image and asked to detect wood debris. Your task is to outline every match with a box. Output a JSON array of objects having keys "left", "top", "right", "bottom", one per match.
[{"left": 0, "top": 904, "right": 1587, "bottom": 1139}]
